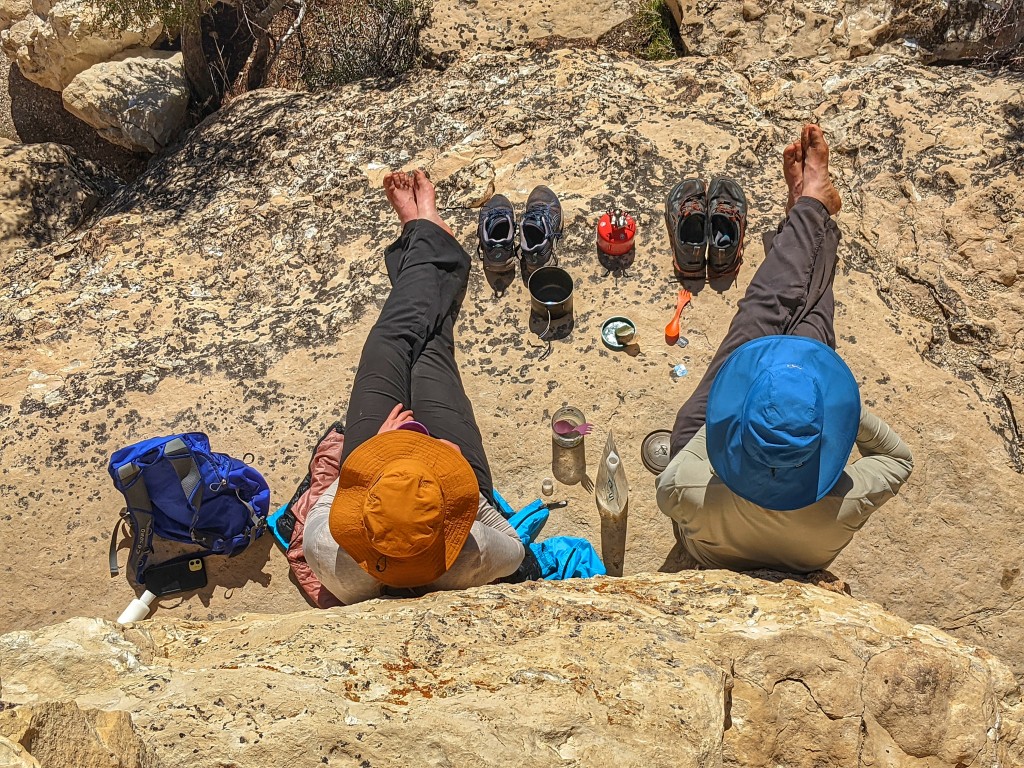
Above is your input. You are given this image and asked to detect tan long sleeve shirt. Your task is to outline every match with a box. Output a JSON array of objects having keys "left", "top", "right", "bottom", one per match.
[
  {"left": 656, "top": 410, "right": 913, "bottom": 573},
  {"left": 305, "top": 479, "right": 525, "bottom": 604}
]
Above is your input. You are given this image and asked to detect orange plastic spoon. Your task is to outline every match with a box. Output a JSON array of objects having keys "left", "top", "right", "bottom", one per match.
[{"left": 665, "top": 289, "right": 692, "bottom": 344}]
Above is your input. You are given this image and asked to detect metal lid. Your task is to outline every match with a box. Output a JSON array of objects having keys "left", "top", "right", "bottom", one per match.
[{"left": 641, "top": 430, "right": 672, "bottom": 474}]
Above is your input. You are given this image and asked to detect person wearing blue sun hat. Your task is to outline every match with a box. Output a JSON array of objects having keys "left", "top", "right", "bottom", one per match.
[{"left": 656, "top": 125, "right": 914, "bottom": 574}]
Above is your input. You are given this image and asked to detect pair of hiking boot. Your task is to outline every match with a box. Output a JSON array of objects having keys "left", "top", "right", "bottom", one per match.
[
  {"left": 665, "top": 177, "right": 747, "bottom": 281},
  {"left": 478, "top": 186, "right": 562, "bottom": 276}
]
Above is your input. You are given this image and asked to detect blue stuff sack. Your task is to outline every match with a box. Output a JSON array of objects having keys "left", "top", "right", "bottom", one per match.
[
  {"left": 107, "top": 433, "right": 270, "bottom": 584},
  {"left": 492, "top": 491, "right": 607, "bottom": 580}
]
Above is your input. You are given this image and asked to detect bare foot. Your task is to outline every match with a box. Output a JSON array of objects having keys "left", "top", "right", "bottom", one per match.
[
  {"left": 783, "top": 139, "right": 803, "bottom": 215},
  {"left": 413, "top": 169, "right": 454, "bottom": 237},
  {"left": 799, "top": 124, "right": 842, "bottom": 216},
  {"left": 384, "top": 171, "right": 418, "bottom": 226}
]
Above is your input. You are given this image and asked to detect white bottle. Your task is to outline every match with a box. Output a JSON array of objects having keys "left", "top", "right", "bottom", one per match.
[
  {"left": 117, "top": 590, "right": 157, "bottom": 624},
  {"left": 594, "top": 431, "right": 629, "bottom": 577}
]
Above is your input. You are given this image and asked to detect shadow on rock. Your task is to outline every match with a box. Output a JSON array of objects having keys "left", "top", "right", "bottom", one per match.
[
  {"left": 8, "top": 63, "right": 146, "bottom": 180},
  {"left": 117, "top": 530, "right": 276, "bottom": 610}
]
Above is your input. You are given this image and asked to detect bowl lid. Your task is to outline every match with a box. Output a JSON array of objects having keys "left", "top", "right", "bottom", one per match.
[{"left": 641, "top": 429, "right": 672, "bottom": 474}]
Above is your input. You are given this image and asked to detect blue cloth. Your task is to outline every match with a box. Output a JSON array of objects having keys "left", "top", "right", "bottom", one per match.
[
  {"left": 506, "top": 499, "right": 550, "bottom": 543},
  {"left": 706, "top": 335, "right": 860, "bottom": 511},
  {"left": 495, "top": 492, "right": 606, "bottom": 580},
  {"left": 532, "top": 537, "right": 606, "bottom": 579},
  {"left": 491, "top": 489, "right": 516, "bottom": 517},
  {"left": 268, "top": 504, "right": 291, "bottom": 551}
]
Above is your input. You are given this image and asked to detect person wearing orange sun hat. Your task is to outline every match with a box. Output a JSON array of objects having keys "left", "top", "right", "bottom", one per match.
[{"left": 304, "top": 170, "right": 526, "bottom": 603}]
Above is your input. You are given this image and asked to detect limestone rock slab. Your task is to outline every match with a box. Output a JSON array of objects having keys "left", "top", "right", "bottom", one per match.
[
  {"left": 663, "top": 0, "right": 1024, "bottom": 70},
  {"left": 0, "top": 0, "right": 161, "bottom": 91},
  {"left": 0, "top": 50, "right": 1022, "bottom": 696},
  {"left": 0, "top": 573, "right": 1021, "bottom": 767},
  {"left": 63, "top": 49, "right": 188, "bottom": 153},
  {"left": 422, "top": 0, "right": 633, "bottom": 61}
]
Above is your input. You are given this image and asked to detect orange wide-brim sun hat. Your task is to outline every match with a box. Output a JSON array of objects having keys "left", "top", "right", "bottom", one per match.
[{"left": 329, "top": 430, "right": 479, "bottom": 588}]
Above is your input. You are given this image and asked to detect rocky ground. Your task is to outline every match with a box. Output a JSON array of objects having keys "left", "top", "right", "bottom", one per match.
[
  {"left": 2, "top": 571, "right": 1022, "bottom": 766},
  {"left": 1, "top": 42, "right": 1023, "bottom": 691},
  {"left": 0, "top": 62, "right": 145, "bottom": 176}
]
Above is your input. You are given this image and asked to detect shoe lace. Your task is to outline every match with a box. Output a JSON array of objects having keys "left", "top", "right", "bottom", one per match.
[
  {"left": 710, "top": 200, "right": 743, "bottom": 224},
  {"left": 522, "top": 209, "right": 562, "bottom": 247},
  {"left": 679, "top": 198, "right": 704, "bottom": 218},
  {"left": 482, "top": 209, "right": 515, "bottom": 243}
]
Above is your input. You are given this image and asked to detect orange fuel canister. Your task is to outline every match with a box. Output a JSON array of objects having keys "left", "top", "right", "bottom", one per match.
[{"left": 596, "top": 209, "right": 637, "bottom": 257}]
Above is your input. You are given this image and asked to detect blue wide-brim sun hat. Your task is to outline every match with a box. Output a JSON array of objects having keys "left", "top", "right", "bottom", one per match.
[{"left": 706, "top": 336, "right": 861, "bottom": 511}]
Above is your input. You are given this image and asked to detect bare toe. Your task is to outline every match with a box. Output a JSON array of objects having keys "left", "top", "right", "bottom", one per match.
[
  {"left": 385, "top": 169, "right": 418, "bottom": 226},
  {"left": 413, "top": 169, "right": 436, "bottom": 211},
  {"left": 412, "top": 169, "right": 454, "bottom": 237},
  {"left": 800, "top": 124, "right": 841, "bottom": 216},
  {"left": 805, "top": 125, "right": 829, "bottom": 164},
  {"left": 783, "top": 140, "right": 804, "bottom": 214},
  {"left": 783, "top": 141, "right": 803, "bottom": 180}
]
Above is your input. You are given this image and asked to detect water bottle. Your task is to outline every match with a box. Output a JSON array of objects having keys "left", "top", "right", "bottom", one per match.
[
  {"left": 594, "top": 431, "right": 629, "bottom": 577},
  {"left": 117, "top": 590, "right": 156, "bottom": 624}
]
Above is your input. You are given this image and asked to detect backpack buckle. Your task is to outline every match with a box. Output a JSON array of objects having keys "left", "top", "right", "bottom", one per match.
[{"left": 191, "top": 528, "right": 223, "bottom": 550}]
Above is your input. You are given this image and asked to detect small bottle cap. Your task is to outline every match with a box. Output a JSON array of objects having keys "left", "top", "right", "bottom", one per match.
[{"left": 541, "top": 478, "right": 554, "bottom": 496}]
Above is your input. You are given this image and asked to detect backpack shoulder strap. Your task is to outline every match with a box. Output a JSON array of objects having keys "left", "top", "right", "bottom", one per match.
[{"left": 109, "top": 459, "right": 157, "bottom": 581}]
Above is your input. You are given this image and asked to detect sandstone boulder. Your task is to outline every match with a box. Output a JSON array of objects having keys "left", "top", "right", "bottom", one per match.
[
  {"left": 0, "top": 703, "right": 154, "bottom": 768},
  {"left": 0, "top": 138, "right": 120, "bottom": 251},
  {"left": 63, "top": 49, "right": 188, "bottom": 153},
  {"left": 0, "top": 736, "right": 40, "bottom": 768},
  {"left": 0, "top": 0, "right": 31, "bottom": 32},
  {"left": 0, "top": 0, "right": 161, "bottom": 91},
  {"left": 0, "top": 572, "right": 1021, "bottom": 767}
]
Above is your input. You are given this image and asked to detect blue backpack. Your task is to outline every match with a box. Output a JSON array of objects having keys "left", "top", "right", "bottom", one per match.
[{"left": 108, "top": 433, "right": 271, "bottom": 584}]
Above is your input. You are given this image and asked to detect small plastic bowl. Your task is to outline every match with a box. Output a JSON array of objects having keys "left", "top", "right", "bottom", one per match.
[{"left": 601, "top": 317, "right": 638, "bottom": 351}]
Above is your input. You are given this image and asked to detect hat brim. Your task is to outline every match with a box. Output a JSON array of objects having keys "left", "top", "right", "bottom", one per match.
[
  {"left": 706, "top": 336, "right": 860, "bottom": 511},
  {"left": 329, "top": 431, "right": 479, "bottom": 588}
]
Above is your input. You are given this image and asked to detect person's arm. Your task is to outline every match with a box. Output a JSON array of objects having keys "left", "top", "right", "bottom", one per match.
[
  {"left": 431, "top": 498, "right": 525, "bottom": 588},
  {"left": 475, "top": 496, "right": 525, "bottom": 545},
  {"left": 303, "top": 480, "right": 386, "bottom": 605},
  {"left": 656, "top": 426, "right": 714, "bottom": 521},
  {"left": 838, "top": 410, "right": 914, "bottom": 522}
]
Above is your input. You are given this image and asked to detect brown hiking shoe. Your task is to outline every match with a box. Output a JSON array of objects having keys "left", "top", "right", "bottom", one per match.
[
  {"left": 665, "top": 177, "right": 707, "bottom": 280},
  {"left": 706, "top": 176, "right": 747, "bottom": 279}
]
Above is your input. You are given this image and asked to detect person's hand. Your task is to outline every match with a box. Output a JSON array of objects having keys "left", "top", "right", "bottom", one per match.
[{"left": 378, "top": 403, "right": 414, "bottom": 435}]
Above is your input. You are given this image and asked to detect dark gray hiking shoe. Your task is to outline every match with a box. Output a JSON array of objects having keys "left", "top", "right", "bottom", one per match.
[
  {"left": 478, "top": 194, "right": 518, "bottom": 273},
  {"left": 707, "top": 176, "right": 747, "bottom": 279},
  {"left": 665, "top": 177, "right": 708, "bottom": 279},
  {"left": 520, "top": 185, "right": 562, "bottom": 274}
]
